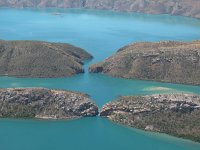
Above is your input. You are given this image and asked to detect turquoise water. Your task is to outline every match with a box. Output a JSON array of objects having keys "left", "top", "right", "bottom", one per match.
[
  {"left": 0, "top": 8, "right": 200, "bottom": 150},
  {"left": 1, "top": 118, "right": 200, "bottom": 150}
]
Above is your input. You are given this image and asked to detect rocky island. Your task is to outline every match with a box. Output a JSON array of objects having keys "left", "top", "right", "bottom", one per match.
[
  {"left": 100, "top": 94, "right": 200, "bottom": 142},
  {"left": 0, "top": 0, "right": 200, "bottom": 19},
  {"left": 90, "top": 41, "right": 200, "bottom": 85},
  {"left": 0, "top": 88, "right": 98, "bottom": 119},
  {"left": 0, "top": 40, "right": 92, "bottom": 78}
]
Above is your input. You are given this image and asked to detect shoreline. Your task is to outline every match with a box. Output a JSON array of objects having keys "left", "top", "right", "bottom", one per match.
[
  {"left": 89, "top": 72, "right": 200, "bottom": 87},
  {"left": 2, "top": 116, "right": 199, "bottom": 144},
  {"left": 100, "top": 93, "right": 200, "bottom": 143},
  {"left": 105, "top": 118, "right": 200, "bottom": 144},
  {"left": 0, "top": 6, "right": 200, "bottom": 20},
  {"left": 1, "top": 7, "right": 200, "bottom": 20}
]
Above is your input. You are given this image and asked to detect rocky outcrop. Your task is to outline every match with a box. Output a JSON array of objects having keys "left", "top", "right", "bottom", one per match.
[
  {"left": 0, "top": 88, "right": 98, "bottom": 119},
  {"left": 90, "top": 41, "right": 200, "bottom": 85},
  {"left": 0, "top": 40, "right": 92, "bottom": 78},
  {"left": 0, "top": 0, "right": 200, "bottom": 19},
  {"left": 100, "top": 94, "right": 200, "bottom": 142}
]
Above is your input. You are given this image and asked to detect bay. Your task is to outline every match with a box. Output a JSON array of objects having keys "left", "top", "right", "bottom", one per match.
[{"left": 0, "top": 8, "right": 200, "bottom": 150}]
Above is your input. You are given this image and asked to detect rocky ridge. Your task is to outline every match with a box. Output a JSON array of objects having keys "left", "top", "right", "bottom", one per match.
[
  {"left": 0, "top": 40, "right": 92, "bottom": 78},
  {"left": 89, "top": 41, "right": 200, "bottom": 85},
  {"left": 0, "top": 88, "right": 98, "bottom": 119},
  {"left": 100, "top": 94, "right": 200, "bottom": 142},
  {"left": 0, "top": 0, "right": 200, "bottom": 19}
]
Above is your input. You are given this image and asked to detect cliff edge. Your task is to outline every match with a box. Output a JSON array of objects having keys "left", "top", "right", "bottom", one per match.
[
  {"left": 100, "top": 93, "right": 200, "bottom": 142},
  {"left": 0, "top": 88, "right": 98, "bottom": 119}
]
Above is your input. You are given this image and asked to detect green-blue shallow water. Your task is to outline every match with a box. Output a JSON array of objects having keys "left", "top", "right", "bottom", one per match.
[{"left": 0, "top": 8, "right": 200, "bottom": 150}]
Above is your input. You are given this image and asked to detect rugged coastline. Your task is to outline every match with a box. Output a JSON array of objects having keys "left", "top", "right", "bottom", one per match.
[
  {"left": 0, "top": 40, "right": 92, "bottom": 78},
  {"left": 0, "top": 88, "right": 98, "bottom": 119},
  {"left": 90, "top": 41, "right": 200, "bottom": 85},
  {"left": 100, "top": 93, "right": 200, "bottom": 142},
  {"left": 0, "top": 0, "right": 200, "bottom": 19},
  {"left": 0, "top": 2, "right": 200, "bottom": 146}
]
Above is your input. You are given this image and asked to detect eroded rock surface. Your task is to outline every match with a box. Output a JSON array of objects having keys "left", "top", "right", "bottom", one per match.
[
  {"left": 0, "top": 88, "right": 98, "bottom": 119},
  {"left": 100, "top": 94, "right": 200, "bottom": 142}
]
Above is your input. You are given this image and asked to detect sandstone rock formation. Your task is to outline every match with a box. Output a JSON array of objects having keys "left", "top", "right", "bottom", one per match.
[
  {"left": 100, "top": 94, "right": 200, "bottom": 142},
  {"left": 90, "top": 41, "right": 200, "bottom": 85},
  {"left": 0, "top": 40, "right": 92, "bottom": 77},
  {"left": 0, "top": 88, "right": 98, "bottom": 119},
  {"left": 0, "top": 0, "right": 200, "bottom": 19}
]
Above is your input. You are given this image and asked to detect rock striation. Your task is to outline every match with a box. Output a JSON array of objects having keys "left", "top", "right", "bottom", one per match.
[
  {"left": 90, "top": 41, "right": 200, "bottom": 85},
  {"left": 0, "top": 0, "right": 200, "bottom": 19},
  {"left": 0, "top": 40, "right": 92, "bottom": 78},
  {"left": 100, "top": 94, "right": 200, "bottom": 142},
  {"left": 0, "top": 88, "right": 98, "bottom": 119}
]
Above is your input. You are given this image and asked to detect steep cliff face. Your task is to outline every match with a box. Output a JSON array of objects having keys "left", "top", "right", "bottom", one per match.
[
  {"left": 0, "top": 88, "right": 98, "bottom": 119},
  {"left": 90, "top": 41, "right": 200, "bottom": 85},
  {"left": 0, "top": 0, "right": 200, "bottom": 19},
  {"left": 0, "top": 40, "right": 92, "bottom": 78},
  {"left": 100, "top": 94, "right": 200, "bottom": 142}
]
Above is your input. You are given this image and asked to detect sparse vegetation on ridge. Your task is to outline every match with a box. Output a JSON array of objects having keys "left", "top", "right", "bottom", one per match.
[
  {"left": 100, "top": 94, "right": 200, "bottom": 142},
  {"left": 90, "top": 41, "right": 200, "bottom": 85},
  {"left": 0, "top": 40, "right": 92, "bottom": 78}
]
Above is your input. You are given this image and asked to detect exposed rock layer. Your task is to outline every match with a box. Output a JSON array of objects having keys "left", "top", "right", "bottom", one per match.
[
  {"left": 90, "top": 41, "right": 200, "bottom": 85},
  {"left": 0, "top": 88, "right": 98, "bottom": 119},
  {"left": 100, "top": 94, "right": 200, "bottom": 142},
  {"left": 0, "top": 40, "right": 92, "bottom": 77},
  {"left": 0, "top": 0, "right": 200, "bottom": 19}
]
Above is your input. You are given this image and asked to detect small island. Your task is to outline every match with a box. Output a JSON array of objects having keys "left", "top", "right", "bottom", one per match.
[
  {"left": 0, "top": 88, "right": 98, "bottom": 119},
  {"left": 90, "top": 41, "right": 200, "bottom": 85},
  {"left": 100, "top": 93, "right": 200, "bottom": 142},
  {"left": 0, "top": 40, "right": 92, "bottom": 78}
]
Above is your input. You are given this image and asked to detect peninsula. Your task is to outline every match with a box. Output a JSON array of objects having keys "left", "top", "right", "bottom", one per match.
[
  {"left": 0, "top": 40, "right": 92, "bottom": 78},
  {"left": 100, "top": 94, "right": 200, "bottom": 142},
  {"left": 90, "top": 41, "right": 200, "bottom": 85},
  {"left": 0, "top": 88, "right": 98, "bottom": 119}
]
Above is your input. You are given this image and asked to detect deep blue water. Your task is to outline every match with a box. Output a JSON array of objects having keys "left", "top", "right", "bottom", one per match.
[{"left": 0, "top": 8, "right": 200, "bottom": 150}]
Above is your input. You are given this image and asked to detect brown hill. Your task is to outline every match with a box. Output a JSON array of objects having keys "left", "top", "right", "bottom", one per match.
[
  {"left": 0, "top": 40, "right": 92, "bottom": 77},
  {"left": 100, "top": 93, "right": 200, "bottom": 142},
  {"left": 90, "top": 41, "right": 200, "bottom": 85}
]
